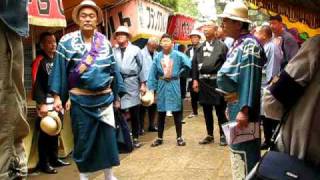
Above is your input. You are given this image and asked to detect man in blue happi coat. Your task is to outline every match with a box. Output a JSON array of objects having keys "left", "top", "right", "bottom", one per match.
[{"left": 49, "top": 1, "right": 126, "bottom": 179}]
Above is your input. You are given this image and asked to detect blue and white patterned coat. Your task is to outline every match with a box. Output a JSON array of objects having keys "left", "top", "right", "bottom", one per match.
[{"left": 147, "top": 50, "right": 191, "bottom": 112}]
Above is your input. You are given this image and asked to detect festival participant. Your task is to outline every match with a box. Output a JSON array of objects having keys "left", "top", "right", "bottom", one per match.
[
  {"left": 113, "top": 25, "right": 147, "bottom": 148},
  {"left": 269, "top": 15, "right": 299, "bottom": 69},
  {"left": 192, "top": 20, "right": 228, "bottom": 146},
  {"left": 217, "top": 1, "right": 265, "bottom": 179},
  {"left": 32, "top": 32, "right": 70, "bottom": 174},
  {"left": 139, "top": 37, "right": 159, "bottom": 134},
  {"left": 254, "top": 25, "right": 282, "bottom": 150},
  {"left": 50, "top": 1, "right": 126, "bottom": 179},
  {"left": 186, "top": 30, "right": 202, "bottom": 119},
  {"left": 148, "top": 34, "right": 191, "bottom": 147}
]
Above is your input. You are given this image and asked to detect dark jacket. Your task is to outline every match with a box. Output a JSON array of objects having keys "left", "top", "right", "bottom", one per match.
[
  {"left": 32, "top": 52, "right": 54, "bottom": 104},
  {"left": 186, "top": 44, "right": 201, "bottom": 77},
  {"left": 191, "top": 40, "right": 228, "bottom": 105}
]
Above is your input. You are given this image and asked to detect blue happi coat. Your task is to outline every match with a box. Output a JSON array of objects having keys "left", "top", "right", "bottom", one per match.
[
  {"left": 217, "top": 34, "right": 265, "bottom": 177},
  {"left": 147, "top": 50, "right": 191, "bottom": 112},
  {"left": 49, "top": 30, "right": 126, "bottom": 173}
]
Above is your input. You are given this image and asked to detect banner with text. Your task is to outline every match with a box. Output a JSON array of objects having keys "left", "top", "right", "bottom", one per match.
[
  {"left": 28, "top": 0, "right": 66, "bottom": 27},
  {"left": 107, "top": 0, "right": 172, "bottom": 41},
  {"left": 167, "top": 14, "right": 195, "bottom": 44}
]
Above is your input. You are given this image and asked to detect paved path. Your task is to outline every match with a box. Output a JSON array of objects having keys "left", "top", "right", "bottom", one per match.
[{"left": 95, "top": 109, "right": 232, "bottom": 180}]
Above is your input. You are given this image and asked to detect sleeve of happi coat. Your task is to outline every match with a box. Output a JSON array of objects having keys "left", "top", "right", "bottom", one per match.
[
  {"left": 238, "top": 42, "right": 264, "bottom": 117},
  {"left": 147, "top": 56, "right": 158, "bottom": 91},
  {"left": 136, "top": 49, "right": 147, "bottom": 82},
  {"left": 179, "top": 52, "right": 191, "bottom": 75},
  {"left": 48, "top": 41, "right": 69, "bottom": 104},
  {"left": 112, "top": 56, "right": 127, "bottom": 98}
]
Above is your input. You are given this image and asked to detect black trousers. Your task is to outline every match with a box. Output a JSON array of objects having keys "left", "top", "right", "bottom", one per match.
[
  {"left": 190, "top": 90, "right": 199, "bottom": 115},
  {"left": 140, "top": 104, "right": 157, "bottom": 130},
  {"left": 202, "top": 103, "right": 227, "bottom": 137},
  {"left": 180, "top": 77, "right": 187, "bottom": 99},
  {"left": 187, "top": 80, "right": 199, "bottom": 115},
  {"left": 157, "top": 111, "right": 182, "bottom": 139},
  {"left": 37, "top": 117, "right": 59, "bottom": 167},
  {"left": 125, "top": 105, "right": 140, "bottom": 139},
  {"left": 261, "top": 116, "right": 279, "bottom": 144}
]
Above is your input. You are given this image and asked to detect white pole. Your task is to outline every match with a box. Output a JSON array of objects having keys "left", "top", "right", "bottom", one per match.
[{"left": 31, "top": 26, "right": 36, "bottom": 60}]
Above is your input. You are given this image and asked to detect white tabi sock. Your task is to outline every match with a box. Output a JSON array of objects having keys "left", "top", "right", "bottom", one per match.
[
  {"left": 79, "top": 172, "right": 90, "bottom": 180},
  {"left": 104, "top": 168, "right": 117, "bottom": 180}
]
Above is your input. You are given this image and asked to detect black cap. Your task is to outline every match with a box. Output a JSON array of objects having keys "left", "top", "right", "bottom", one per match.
[{"left": 269, "top": 15, "right": 282, "bottom": 22}]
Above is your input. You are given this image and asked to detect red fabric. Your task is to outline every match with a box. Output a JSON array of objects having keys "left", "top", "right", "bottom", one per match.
[
  {"left": 31, "top": 55, "right": 43, "bottom": 91},
  {"left": 167, "top": 14, "right": 195, "bottom": 41}
]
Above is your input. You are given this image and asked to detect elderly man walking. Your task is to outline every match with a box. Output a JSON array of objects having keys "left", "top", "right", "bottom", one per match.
[{"left": 113, "top": 26, "right": 147, "bottom": 148}]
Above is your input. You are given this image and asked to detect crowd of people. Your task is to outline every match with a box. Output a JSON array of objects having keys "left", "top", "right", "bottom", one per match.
[{"left": 0, "top": 0, "right": 319, "bottom": 180}]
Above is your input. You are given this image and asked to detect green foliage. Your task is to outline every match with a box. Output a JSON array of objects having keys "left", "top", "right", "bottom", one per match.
[
  {"left": 153, "top": 0, "right": 178, "bottom": 10},
  {"left": 154, "top": 0, "right": 199, "bottom": 17},
  {"left": 177, "top": 0, "right": 199, "bottom": 17}
]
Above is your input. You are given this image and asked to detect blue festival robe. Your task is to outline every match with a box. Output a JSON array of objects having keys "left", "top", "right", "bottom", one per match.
[
  {"left": 217, "top": 35, "right": 265, "bottom": 179},
  {"left": 49, "top": 30, "right": 126, "bottom": 172},
  {"left": 147, "top": 50, "right": 191, "bottom": 112}
]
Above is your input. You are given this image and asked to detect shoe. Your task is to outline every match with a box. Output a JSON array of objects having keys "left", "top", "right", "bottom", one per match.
[
  {"left": 39, "top": 164, "right": 57, "bottom": 174},
  {"left": 219, "top": 135, "right": 227, "bottom": 146},
  {"left": 177, "top": 137, "right": 186, "bottom": 146},
  {"left": 199, "top": 136, "right": 214, "bottom": 145},
  {"left": 133, "top": 139, "right": 142, "bottom": 148},
  {"left": 166, "top": 111, "right": 173, "bottom": 117},
  {"left": 187, "top": 113, "right": 197, "bottom": 118},
  {"left": 139, "top": 129, "right": 145, "bottom": 136},
  {"left": 151, "top": 138, "right": 163, "bottom": 147},
  {"left": 181, "top": 120, "right": 186, "bottom": 124},
  {"left": 148, "top": 126, "right": 158, "bottom": 132},
  {"left": 260, "top": 142, "right": 271, "bottom": 150},
  {"left": 51, "top": 159, "right": 70, "bottom": 167}
]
